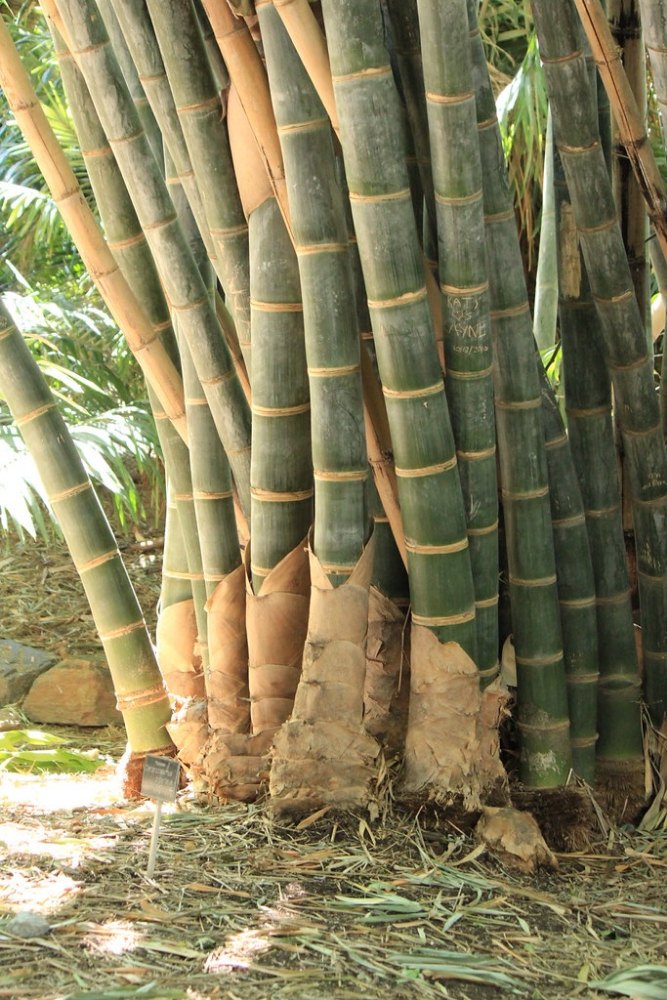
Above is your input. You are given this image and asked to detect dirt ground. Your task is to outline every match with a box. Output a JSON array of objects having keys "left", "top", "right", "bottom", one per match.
[{"left": 1, "top": 533, "right": 666, "bottom": 1000}]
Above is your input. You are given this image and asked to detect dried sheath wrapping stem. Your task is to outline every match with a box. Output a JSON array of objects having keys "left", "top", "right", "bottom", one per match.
[
  {"left": 404, "top": 626, "right": 507, "bottom": 806},
  {"left": 270, "top": 537, "right": 379, "bottom": 816},
  {"left": 363, "top": 587, "right": 410, "bottom": 756},
  {"left": 204, "top": 543, "right": 310, "bottom": 801}
]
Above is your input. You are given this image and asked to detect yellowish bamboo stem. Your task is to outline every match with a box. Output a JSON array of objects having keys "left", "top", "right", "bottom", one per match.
[
  {"left": 574, "top": 0, "right": 667, "bottom": 266},
  {"left": 0, "top": 12, "right": 188, "bottom": 444},
  {"left": 200, "top": 0, "right": 293, "bottom": 238}
]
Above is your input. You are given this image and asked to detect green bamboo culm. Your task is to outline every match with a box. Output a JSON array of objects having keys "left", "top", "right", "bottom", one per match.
[
  {"left": 383, "top": 0, "right": 436, "bottom": 247},
  {"left": 466, "top": 0, "right": 572, "bottom": 786},
  {"left": 532, "top": 0, "right": 667, "bottom": 725},
  {"left": 109, "top": 0, "right": 218, "bottom": 279},
  {"left": 165, "top": 147, "right": 242, "bottom": 601},
  {"left": 0, "top": 298, "right": 173, "bottom": 761},
  {"left": 50, "top": 21, "right": 211, "bottom": 675},
  {"left": 248, "top": 196, "right": 313, "bottom": 593},
  {"left": 418, "top": 0, "right": 499, "bottom": 684},
  {"left": 539, "top": 371, "right": 600, "bottom": 781},
  {"left": 321, "top": 0, "right": 476, "bottom": 648},
  {"left": 144, "top": 0, "right": 252, "bottom": 373},
  {"left": 258, "top": 2, "right": 368, "bottom": 583},
  {"left": 95, "top": 0, "right": 162, "bottom": 163},
  {"left": 55, "top": 0, "right": 252, "bottom": 515},
  {"left": 554, "top": 153, "right": 643, "bottom": 767}
]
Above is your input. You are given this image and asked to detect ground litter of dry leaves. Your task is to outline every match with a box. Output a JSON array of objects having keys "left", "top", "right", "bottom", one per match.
[{"left": 1, "top": 533, "right": 666, "bottom": 1000}]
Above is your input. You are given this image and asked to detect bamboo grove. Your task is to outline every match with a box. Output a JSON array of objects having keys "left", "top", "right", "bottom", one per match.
[{"left": 0, "top": 0, "right": 666, "bottom": 823}]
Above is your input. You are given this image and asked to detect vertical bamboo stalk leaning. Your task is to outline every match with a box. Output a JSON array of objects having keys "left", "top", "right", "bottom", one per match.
[
  {"left": 554, "top": 149, "right": 644, "bottom": 804},
  {"left": 321, "top": 0, "right": 506, "bottom": 807},
  {"left": 257, "top": 4, "right": 379, "bottom": 813},
  {"left": 53, "top": 0, "right": 252, "bottom": 515},
  {"left": 466, "top": 0, "right": 572, "bottom": 787},
  {"left": 533, "top": 0, "right": 667, "bottom": 726},
  {"left": 0, "top": 298, "right": 174, "bottom": 793},
  {"left": 417, "top": 0, "right": 500, "bottom": 685},
  {"left": 145, "top": 0, "right": 252, "bottom": 373}
]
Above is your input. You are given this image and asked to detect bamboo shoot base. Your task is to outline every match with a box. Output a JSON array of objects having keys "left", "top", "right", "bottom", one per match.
[
  {"left": 475, "top": 806, "right": 558, "bottom": 872},
  {"left": 269, "top": 538, "right": 380, "bottom": 817},
  {"left": 403, "top": 626, "right": 508, "bottom": 809},
  {"left": 156, "top": 599, "right": 204, "bottom": 700},
  {"left": 363, "top": 588, "right": 410, "bottom": 756},
  {"left": 206, "top": 565, "right": 250, "bottom": 733}
]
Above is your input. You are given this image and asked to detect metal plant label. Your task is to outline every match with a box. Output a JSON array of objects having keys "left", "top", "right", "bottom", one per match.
[
  {"left": 141, "top": 755, "right": 181, "bottom": 879},
  {"left": 141, "top": 755, "right": 181, "bottom": 802}
]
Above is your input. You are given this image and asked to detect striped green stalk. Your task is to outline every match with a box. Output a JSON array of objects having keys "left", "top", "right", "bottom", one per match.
[
  {"left": 49, "top": 19, "right": 208, "bottom": 667},
  {"left": 554, "top": 153, "right": 643, "bottom": 764},
  {"left": 248, "top": 196, "right": 312, "bottom": 593},
  {"left": 55, "top": 0, "right": 252, "bottom": 515},
  {"left": 144, "top": 0, "right": 252, "bottom": 372},
  {"left": 383, "top": 0, "right": 436, "bottom": 245},
  {"left": 259, "top": 3, "right": 368, "bottom": 583},
  {"left": 540, "top": 371, "right": 600, "bottom": 781},
  {"left": 50, "top": 24, "right": 212, "bottom": 678},
  {"left": 533, "top": 0, "right": 667, "bottom": 724},
  {"left": 534, "top": 110, "right": 559, "bottom": 352},
  {"left": 95, "top": 0, "right": 162, "bottom": 163},
  {"left": 418, "top": 0, "right": 499, "bottom": 684},
  {"left": 0, "top": 298, "right": 172, "bottom": 760},
  {"left": 321, "top": 0, "right": 476, "bottom": 646},
  {"left": 48, "top": 24, "right": 178, "bottom": 369},
  {"left": 165, "top": 148, "right": 242, "bottom": 601},
  {"left": 466, "top": 0, "right": 572, "bottom": 786},
  {"left": 108, "top": 0, "right": 218, "bottom": 278},
  {"left": 161, "top": 491, "right": 192, "bottom": 611}
]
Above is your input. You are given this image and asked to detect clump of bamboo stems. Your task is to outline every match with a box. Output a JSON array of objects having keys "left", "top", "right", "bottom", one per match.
[{"left": 1, "top": 0, "right": 664, "bottom": 833}]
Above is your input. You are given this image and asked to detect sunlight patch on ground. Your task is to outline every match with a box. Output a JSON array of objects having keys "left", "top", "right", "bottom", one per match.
[
  {"left": 0, "top": 766, "right": 122, "bottom": 812},
  {"left": 0, "top": 868, "right": 80, "bottom": 914},
  {"left": 0, "top": 820, "right": 118, "bottom": 864},
  {"left": 84, "top": 919, "right": 145, "bottom": 956}
]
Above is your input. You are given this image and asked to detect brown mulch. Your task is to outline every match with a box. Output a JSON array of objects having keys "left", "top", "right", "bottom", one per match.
[{"left": 0, "top": 533, "right": 666, "bottom": 1000}]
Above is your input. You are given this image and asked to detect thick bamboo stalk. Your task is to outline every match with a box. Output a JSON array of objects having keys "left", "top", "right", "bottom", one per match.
[
  {"left": 466, "top": 0, "right": 572, "bottom": 786},
  {"left": 540, "top": 372, "right": 600, "bottom": 781},
  {"left": 554, "top": 152, "right": 643, "bottom": 766},
  {"left": 53, "top": 0, "right": 252, "bottom": 515},
  {"left": 106, "top": 0, "right": 219, "bottom": 277},
  {"left": 271, "top": 0, "right": 339, "bottom": 131},
  {"left": 321, "top": 0, "right": 476, "bottom": 651},
  {"left": 533, "top": 0, "right": 667, "bottom": 724},
  {"left": 258, "top": 3, "right": 368, "bottom": 583},
  {"left": 575, "top": 0, "right": 665, "bottom": 299},
  {"left": 384, "top": 0, "right": 436, "bottom": 245},
  {"left": 145, "top": 0, "right": 252, "bottom": 373},
  {"left": 418, "top": 0, "right": 499, "bottom": 683},
  {"left": 0, "top": 13, "right": 187, "bottom": 444},
  {"left": 0, "top": 298, "right": 173, "bottom": 767},
  {"left": 95, "top": 0, "right": 162, "bottom": 163}
]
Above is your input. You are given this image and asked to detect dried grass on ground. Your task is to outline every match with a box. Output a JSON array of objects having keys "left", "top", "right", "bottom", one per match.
[{"left": 0, "top": 533, "right": 666, "bottom": 1000}]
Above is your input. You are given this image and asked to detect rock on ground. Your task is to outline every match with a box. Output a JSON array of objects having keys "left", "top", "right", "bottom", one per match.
[
  {"left": 0, "top": 639, "right": 56, "bottom": 705},
  {"left": 22, "top": 659, "right": 122, "bottom": 727}
]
